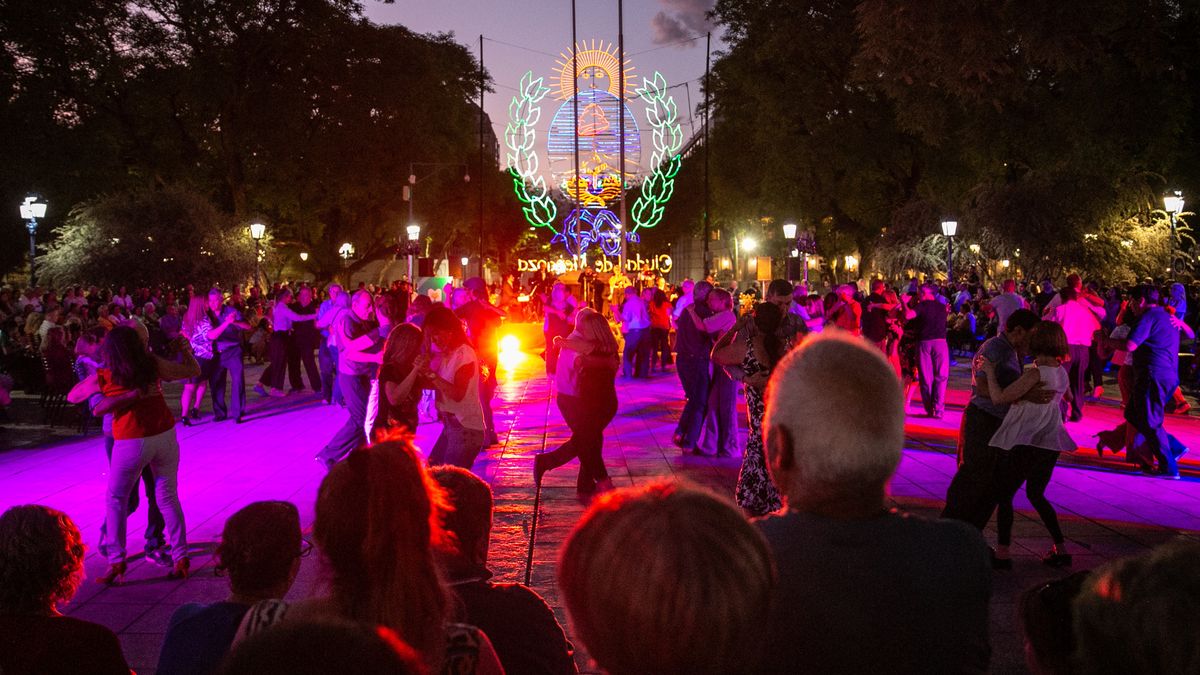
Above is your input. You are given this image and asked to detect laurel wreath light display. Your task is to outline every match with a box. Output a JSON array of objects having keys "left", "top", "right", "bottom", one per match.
[
  {"left": 505, "top": 41, "right": 682, "bottom": 258},
  {"left": 505, "top": 72, "right": 557, "bottom": 230}
]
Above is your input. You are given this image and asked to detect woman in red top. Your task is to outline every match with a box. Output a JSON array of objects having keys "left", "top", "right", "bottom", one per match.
[{"left": 76, "top": 325, "right": 199, "bottom": 584}]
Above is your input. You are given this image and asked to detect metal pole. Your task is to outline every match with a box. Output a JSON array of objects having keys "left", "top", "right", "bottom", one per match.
[
  {"left": 254, "top": 239, "right": 261, "bottom": 290},
  {"left": 946, "top": 236, "right": 953, "bottom": 283},
  {"left": 571, "top": 0, "right": 580, "bottom": 268},
  {"left": 408, "top": 162, "right": 415, "bottom": 227},
  {"left": 27, "top": 219, "right": 36, "bottom": 287},
  {"left": 1170, "top": 212, "right": 1178, "bottom": 280},
  {"left": 703, "top": 31, "right": 711, "bottom": 281},
  {"left": 618, "top": 0, "right": 627, "bottom": 276},
  {"left": 478, "top": 34, "right": 486, "bottom": 279}
]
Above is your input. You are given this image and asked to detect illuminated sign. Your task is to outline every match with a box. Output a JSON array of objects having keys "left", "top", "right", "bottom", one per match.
[
  {"left": 505, "top": 40, "right": 682, "bottom": 257},
  {"left": 516, "top": 253, "right": 673, "bottom": 275}
]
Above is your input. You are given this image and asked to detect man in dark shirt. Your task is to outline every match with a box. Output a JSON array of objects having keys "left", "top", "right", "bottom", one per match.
[
  {"left": 287, "top": 286, "right": 322, "bottom": 393},
  {"left": 430, "top": 466, "right": 577, "bottom": 675},
  {"left": 911, "top": 283, "right": 951, "bottom": 418},
  {"left": 672, "top": 281, "right": 713, "bottom": 451},
  {"left": 942, "top": 309, "right": 1042, "bottom": 534},
  {"left": 317, "top": 290, "right": 381, "bottom": 468},
  {"left": 861, "top": 279, "right": 895, "bottom": 350},
  {"left": 756, "top": 333, "right": 991, "bottom": 674},
  {"left": 206, "top": 288, "right": 252, "bottom": 423},
  {"left": 456, "top": 278, "right": 505, "bottom": 446},
  {"left": 1121, "top": 285, "right": 1182, "bottom": 477}
]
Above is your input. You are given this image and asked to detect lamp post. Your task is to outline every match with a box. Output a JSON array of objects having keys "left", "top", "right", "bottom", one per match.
[
  {"left": 20, "top": 196, "right": 47, "bottom": 287},
  {"left": 405, "top": 162, "right": 470, "bottom": 270},
  {"left": 782, "top": 223, "right": 797, "bottom": 283},
  {"left": 796, "top": 231, "right": 817, "bottom": 288},
  {"left": 941, "top": 220, "right": 958, "bottom": 282},
  {"left": 1164, "top": 191, "right": 1185, "bottom": 279},
  {"left": 405, "top": 224, "right": 421, "bottom": 283},
  {"left": 249, "top": 222, "right": 266, "bottom": 290}
]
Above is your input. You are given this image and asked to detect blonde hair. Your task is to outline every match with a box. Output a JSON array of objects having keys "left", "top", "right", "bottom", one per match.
[
  {"left": 558, "top": 481, "right": 774, "bottom": 675},
  {"left": 763, "top": 333, "right": 904, "bottom": 489}
]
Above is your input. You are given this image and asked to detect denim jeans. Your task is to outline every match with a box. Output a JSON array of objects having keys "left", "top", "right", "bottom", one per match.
[
  {"left": 429, "top": 415, "right": 487, "bottom": 470},
  {"left": 674, "top": 355, "right": 711, "bottom": 447},
  {"left": 622, "top": 328, "right": 650, "bottom": 378}
]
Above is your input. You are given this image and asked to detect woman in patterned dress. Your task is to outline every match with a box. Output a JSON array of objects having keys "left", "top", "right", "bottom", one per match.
[{"left": 733, "top": 302, "right": 790, "bottom": 516}]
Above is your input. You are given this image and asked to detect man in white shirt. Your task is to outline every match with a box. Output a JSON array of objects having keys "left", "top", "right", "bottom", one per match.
[
  {"left": 1051, "top": 287, "right": 1102, "bottom": 422},
  {"left": 989, "top": 280, "right": 1028, "bottom": 333},
  {"left": 619, "top": 286, "right": 651, "bottom": 378}
]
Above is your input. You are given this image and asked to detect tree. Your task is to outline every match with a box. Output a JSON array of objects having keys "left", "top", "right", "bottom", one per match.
[{"left": 38, "top": 186, "right": 255, "bottom": 289}]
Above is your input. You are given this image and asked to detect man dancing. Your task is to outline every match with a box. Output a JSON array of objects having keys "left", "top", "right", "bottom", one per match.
[{"left": 206, "top": 288, "right": 251, "bottom": 423}]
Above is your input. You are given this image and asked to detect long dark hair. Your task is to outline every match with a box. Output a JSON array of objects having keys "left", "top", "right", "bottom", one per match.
[
  {"left": 422, "top": 306, "right": 467, "bottom": 349},
  {"left": 382, "top": 324, "right": 423, "bottom": 379},
  {"left": 101, "top": 325, "right": 158, "bottom": 390},
  {"left": 753, "top": 302, "right": 786, "bottom": 367}
]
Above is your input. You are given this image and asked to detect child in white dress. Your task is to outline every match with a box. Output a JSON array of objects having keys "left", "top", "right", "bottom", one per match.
[{"left": 981, "top": 321, "right": 1076, "bottom": 568}]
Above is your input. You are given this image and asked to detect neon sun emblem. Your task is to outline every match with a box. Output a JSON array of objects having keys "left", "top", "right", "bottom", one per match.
[{"left": 505, "top": 40, "right": 683, "bottom": 257}]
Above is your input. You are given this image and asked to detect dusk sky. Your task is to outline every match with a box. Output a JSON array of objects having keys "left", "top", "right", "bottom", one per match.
[{"left": 363, "top": 0, "right": 724, "bottom": 176}]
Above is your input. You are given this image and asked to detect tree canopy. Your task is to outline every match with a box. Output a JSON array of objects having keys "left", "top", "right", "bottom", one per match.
[
  {"left": 674, "top": 0, "right": 1200, "bottom": 282},
  {"left": 1, "top": 0, "right": 520, "bottom": 284}
]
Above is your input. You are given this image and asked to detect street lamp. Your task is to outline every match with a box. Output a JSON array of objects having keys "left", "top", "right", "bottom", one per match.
[
  {"left": 1164, "top": 191, "right": 1185, "bottom": 279},
  {"left": 796, "top": 231, "right": 818, "bottom": 288},
  {"left": 249, "top": 221, "right": 266, "bottom": 290},
  {"left": 405, "top": 224, "right": 421, "bottom": 282},
  {"left": 300, "top": 251, "right": 309, "bottom": 262},
  {"left": 339, "top": 242, "right": 354, "bottom": 260},
  {"left": 941, "top": 220, "right": 958, "bottom": 281},
  {"left": 782, "top": 222, "right": 797, "bottom": 240},
  {"left": 20, "top": 196, "right": 47, "bottom": 287}
]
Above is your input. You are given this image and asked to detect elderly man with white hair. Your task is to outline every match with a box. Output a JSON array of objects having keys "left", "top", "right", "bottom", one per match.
[{"left": 754, "top": 333, "right": 991, "bottom": 675}]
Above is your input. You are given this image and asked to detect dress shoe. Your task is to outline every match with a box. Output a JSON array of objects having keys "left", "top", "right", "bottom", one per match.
[
  {"left": 1042, "top": 550, "right": 1072, "bottom": 568},
  {"left": 96, "top": 562, "right": 127, "bottom": 586},
  {"left": 180, "top": 416, "right": 192, "bottom": 428},
  {"left": 146, "top": 547, "right": 172, "bottom": 567},
  {"left": 167, "top": 557, "right": 191, "bottom": 580},
  {"left": 212, "top": 415, "right": 228, "bottom": 423}
]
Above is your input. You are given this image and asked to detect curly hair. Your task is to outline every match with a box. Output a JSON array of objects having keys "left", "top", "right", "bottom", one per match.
[{"left": 0, "top": 505, "right": 86, "bottom": 614}]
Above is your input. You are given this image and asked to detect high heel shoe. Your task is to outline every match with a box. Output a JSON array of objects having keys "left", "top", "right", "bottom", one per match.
[
  {"left": 1094, "top": 435, "right": 1106, "bottom": 457},
  {"left": 1042, "top": 549, "right": 1072, "bottom": 568},
  {"left": 96, "top": 562, "right": 127, "bottom": 586},
  {"left": 594, "top": 478, "right": 615, "bottom": 494},
  {"left": 167, "top": 557, "right": 190, "bottom": 580},
  {"left": 533, "top": 454, "right": 549, "bottom": 486},
  {"left": 181, "top": 415, "right": 193, "bottom": 428}
]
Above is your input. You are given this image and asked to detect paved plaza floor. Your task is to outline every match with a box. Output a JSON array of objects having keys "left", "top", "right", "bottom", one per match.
[{"left": 2, "top": 340, "right": 1199, "bottom": 674}]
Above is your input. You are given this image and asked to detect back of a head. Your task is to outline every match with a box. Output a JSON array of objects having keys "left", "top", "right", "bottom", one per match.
[
  {"left": 314, "top": 440, "right": 449, "bottom": 662},
  {"left": 219, "top": 621, "right": 427, "bottom": 675},
  {"left": 463, "top": 277, "right": 487, "bottom": 300},
  {"left": 0, "top": 504, "right": 85, "bottom": 614},
  {"left": 429, "top": 466, "right": 493, "bottom": 572},
  {"left": 1003, "top": 279, "right": 1017, "bottom": 293},
  {"left": 580, "top": 312, "right": 618, "bottom": 354},
  {"left": 1006, "top": 308, "right": 1040, "bottom": 334},
  {"left": 1019, "top": 571, "right": 1090, "bottom": 675},
  {"left": 767, "top": 279, "right": 793, "bottom": 299},
  {"left": 558, "top": 481, "right": 774, "bottom": 675},
  {"left": 694, "top": 280, "right": 713, "bottom": 302},
  {"left": 1074, "top": 540, "right": 1200, "bottom": 675},
  {"left": 764, "top": 333, "right": 904, "bottom": 495},
  {"left": 217, "top": 501, "right": 302, "bottom": 597}
]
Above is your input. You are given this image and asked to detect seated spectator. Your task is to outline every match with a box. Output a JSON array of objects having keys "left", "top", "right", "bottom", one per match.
[
  {"left": 40, "top": 325, "right": 76, "bottom": 392},
  {"left": 157, "top": 501, "right": 304, "bottom": 675},
  {"left": 558, "top": 481, "right": 774, "bottom": 675},
  {"left": 1019, "top": 572, "right": 1090, "bottom": 675},
  {"left": 0, "top": 504, "right": 131, "bottom": 675},
  {"left": 1073, "top": 540, "right": 1200, "bottom": 675},
  {"left": 236, "top": 438, "right": 503, "bottom": 674},
  {"left": 430, "top": 466, "right": 577, "bottom": 674},
  {"left": 219, "top": 620, "right": 425, "bottom": 675},
  {"left": 757, "top": 332, "right": 992, "bottom": 674}
]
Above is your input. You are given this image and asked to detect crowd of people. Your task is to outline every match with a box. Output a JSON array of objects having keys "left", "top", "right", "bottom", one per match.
[{"left": 3, "top": 330, "right": 1198, "bottom": 675}]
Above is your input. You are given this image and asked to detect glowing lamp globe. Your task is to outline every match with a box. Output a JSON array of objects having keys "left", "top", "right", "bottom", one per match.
[
  {"left": 940, "top": 221, "right": 958, "bottom": 237},
  {"left": 19, "top": 197, "right": 47, "bottom": 220},
  {"left": 1164, "top": 192, "right": 1184, "bottom": 215},
  {"left": 782, "top": 223, "right": 798, "bottom": 240},
  {"left": 406, "top": 224, "right": 421, "bottom": 242},
  {"left": 249, "top": 222, "right": 266, "bottom": 240}
]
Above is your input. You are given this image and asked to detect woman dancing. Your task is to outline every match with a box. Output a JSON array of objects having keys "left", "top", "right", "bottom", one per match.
[
  {"left": 180, "top": 296, "right": 212, "bottom": 425},
  {"left": 75, "top": 325, "right": 200, "bottom": 583},
  {"left": 534, "top": 308, "right": 620, "bottom": 501}
]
